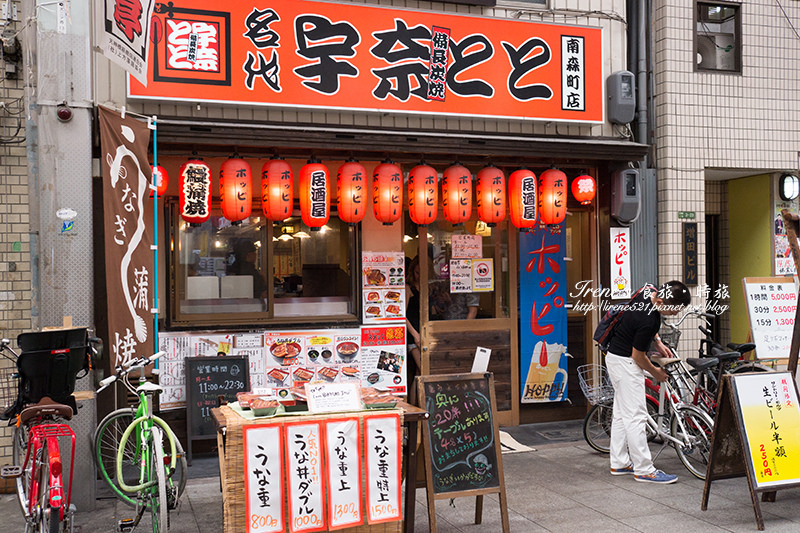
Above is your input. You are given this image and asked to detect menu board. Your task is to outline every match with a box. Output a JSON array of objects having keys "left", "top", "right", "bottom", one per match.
[
  {"left": 186, "top": 356, "right": 249, "bottom": 439},
  {"left": 361, "top": 251, "right": 406, "bottom": 323},
  {"left": 419, "top": 373, "right": 501, "bottom": 495},
  {"left": 449, "top": 258, "right": 494, "bottom": 293},
  {"left": 743, "top": 277, "right": 797, "bottom": 359}
]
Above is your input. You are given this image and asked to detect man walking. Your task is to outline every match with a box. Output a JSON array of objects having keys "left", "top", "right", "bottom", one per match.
[{"left": 605, "top": 280, "right": 692, "bottom": 484}]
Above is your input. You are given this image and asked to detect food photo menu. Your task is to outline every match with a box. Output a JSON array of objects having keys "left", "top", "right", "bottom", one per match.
[{"left": 361, "top": 251, "right": 407, "bottom": 323}]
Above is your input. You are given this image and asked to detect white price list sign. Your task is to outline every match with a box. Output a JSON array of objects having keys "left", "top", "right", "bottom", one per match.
[
  {"left": 743, "top": 278, "right": 797, "bottom": 360},
  {"left": 323, "top": 418, "right": 363, "bottom": 529},
  {"left": 286, "top": 422, "right": 326, "bottom": 532},
  {"left": 244, "top": 424, "right": 286, "bottom": 533},
  {"left": 365, "top": 413, "right": 402, "bottom": 525}
]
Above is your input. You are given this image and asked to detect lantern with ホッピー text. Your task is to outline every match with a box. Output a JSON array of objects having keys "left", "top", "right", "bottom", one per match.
[
  {"left": 299, "top": 158, "right": 330, "bottom": 230},
  {"left": 337, "top": 159, "right": 367, "bottom": 225},
  {"left": 179, "top": 158, "right": 212, "bottom": 226},
  {"left": 508, "top": 169, "right": 537, "bottom": 229},
  {"left": 372, "top": 160, "right": 403, "bottom": 225},
  {"left": 219, "top": 157, "right": 252, "bottom": 224},
  {"left": 571, "top": 174, "right": 597, "bottom": 205},
  {"left": 407, "top": 163, "right": 438, "bottom": 226},
  {"left": 538, "top": 168, "right": 567, "bottom": 225},
  {"left": 476, "top": 165, "right": 506, "bottom": 227},
  {"left": 150, "top": 165, "right": 168, "bottom": 197},
  {"left": 261, "top": 157, "right": 293, "bottom": 222},
  {"left": 442, "top": 163, "right": 472, "bottom": 225}
]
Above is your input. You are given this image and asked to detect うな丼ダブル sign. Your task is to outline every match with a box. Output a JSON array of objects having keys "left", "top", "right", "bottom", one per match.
[{"left": 129, "top": 0, "right": 603, "bottom": 123}]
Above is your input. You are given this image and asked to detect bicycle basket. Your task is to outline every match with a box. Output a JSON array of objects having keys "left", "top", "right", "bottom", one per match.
[
  {"left": 577, "top": 364, "right": 614, "bottom": 405},
  {"left": 659, "top": 328, "right": 681, "bottom": 350},
  {"left": 0, "top": 366, "right": 20, "bottom": 417},
  {"left": 16, "top": 328, "right": 89, "bottom": 406}
]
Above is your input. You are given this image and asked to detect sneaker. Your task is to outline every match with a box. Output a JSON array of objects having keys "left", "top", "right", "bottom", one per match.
[
  {"left": 610, "top": 465, "right": 634, "bottom": 476},
  {"left": 634, "top": 469, "right": 678, "bottom": 484}
]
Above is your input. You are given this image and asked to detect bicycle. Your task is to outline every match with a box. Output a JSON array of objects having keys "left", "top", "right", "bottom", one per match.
[
  {"left": 93, "top": 351, "right": 187, "bottom": 532},
  {"left": 579, "top": 360, "right": 715, "bottom": 479},
  {"left": 0, "top": 329, "right": 100, "bottom": 533}
]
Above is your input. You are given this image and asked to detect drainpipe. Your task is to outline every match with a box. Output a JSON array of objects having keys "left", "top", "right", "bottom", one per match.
[{"left": 637, "top": 0, "right": 648, "bottom": 163}]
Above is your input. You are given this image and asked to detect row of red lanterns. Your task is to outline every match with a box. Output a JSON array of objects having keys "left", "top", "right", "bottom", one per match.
[{"left": 163, "top": 158, "right": 596, "bottom": 229}]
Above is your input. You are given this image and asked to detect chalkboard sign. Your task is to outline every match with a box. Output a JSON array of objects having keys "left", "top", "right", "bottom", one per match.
[
  {"left": 185, "top": 356, "right": 249, "bottom": 464},
  {"left": 417, "top": 372, "right": 509, "bottom": 532}
]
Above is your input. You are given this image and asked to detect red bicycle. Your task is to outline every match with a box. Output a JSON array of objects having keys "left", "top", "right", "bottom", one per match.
[{"left": 0, "top": 330, "right": 100, "bottom": 533}]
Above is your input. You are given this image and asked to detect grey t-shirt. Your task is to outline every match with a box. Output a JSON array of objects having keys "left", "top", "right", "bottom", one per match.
[{"left": 443, "top": 292, "right": 479, "bottom": 320}]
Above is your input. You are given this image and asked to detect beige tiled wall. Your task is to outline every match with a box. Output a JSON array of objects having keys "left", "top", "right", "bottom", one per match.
[
  {"left": 0, "top": 2, "right": 31, "bottom": 489},
  {"left": 654, "top": 0, "right": 799, "bottom": 349}
]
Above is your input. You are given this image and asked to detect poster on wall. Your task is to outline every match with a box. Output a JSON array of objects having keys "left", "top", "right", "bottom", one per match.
[
  {"left": 610, "top": 227, "right": 632, "bottom": 299},
  {"left": 774, "top": 197, "right": 799, "bottom": 276},
  {"left": 520, "top": 224, "right": 568, "bottom": 403},
  {"left": 360, "top": 325, "right": 408, "bottom": 395},
  {"left": 362, "top": 252, "right": 406, "bottom": 323},
  {"left": 129, "top": 0, "right": 604, "bottom": 123}
]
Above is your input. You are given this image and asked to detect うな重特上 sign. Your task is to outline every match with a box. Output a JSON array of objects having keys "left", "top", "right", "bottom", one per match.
[{"left": 129, "top": 0, "right": 603, "bottom": 123}]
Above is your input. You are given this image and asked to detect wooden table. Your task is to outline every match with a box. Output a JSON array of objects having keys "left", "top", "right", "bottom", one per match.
[{"left": 212, "top": 401, "right": 428, "bottom": 533}]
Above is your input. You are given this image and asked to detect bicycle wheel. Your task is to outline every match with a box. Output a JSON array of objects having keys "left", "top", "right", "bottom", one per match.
[
  {"left": 583, "top": 402, "right": 613, "bottom": 453},
  {"left": 645, "top": 396, "right": 661, "bottom": 443},
  {"left": 12, "top": 424, "right": 31, "bottom": 517},
  {"left": 670, "top": 404, "right": 714, "bottom": 480},
  {"left": 149, "top": 426, "right": 168, "bottom": 533},
  {"left": 94, "top": 409, "right": 187, "bottom": 508}
]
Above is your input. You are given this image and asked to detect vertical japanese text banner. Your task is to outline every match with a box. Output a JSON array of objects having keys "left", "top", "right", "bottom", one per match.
[
  {"left": 99, "top": 0, "right": 157, "bottom": 85},
  {"left": 99, "top": 106, "right": 155, "bottom": 366},
  {"left": 610, "top": 227, "right": 631, "bottom": 299},
  {"left": 520, "top": 224, "right": 568, "bottom": 403}
]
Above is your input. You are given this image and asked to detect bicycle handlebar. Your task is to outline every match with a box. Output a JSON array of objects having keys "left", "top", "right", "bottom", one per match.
[{"left": 96, "top": 351, "right": 166, "bottom": 393}]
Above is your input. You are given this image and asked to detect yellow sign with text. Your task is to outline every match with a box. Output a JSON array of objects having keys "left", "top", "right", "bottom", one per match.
[{"left": 735, "top": 372, "right": 800, "bottom": 489}]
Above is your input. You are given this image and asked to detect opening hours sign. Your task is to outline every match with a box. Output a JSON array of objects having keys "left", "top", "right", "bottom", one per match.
[{"left": 130, "top": 0, "right": 603, "bottom": 123}]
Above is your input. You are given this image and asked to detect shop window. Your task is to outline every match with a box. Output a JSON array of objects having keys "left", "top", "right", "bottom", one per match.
[
  {"left": 695, "top": 2, "right": 741, "bottom": 73},
  {"left": 168, "top": 201, "right": 357, "bottom": 327},
  {"left": 404, "top": 213, "right": 510, "bottom": 323}
]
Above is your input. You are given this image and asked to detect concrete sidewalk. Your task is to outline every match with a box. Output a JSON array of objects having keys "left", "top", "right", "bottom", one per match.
[{"left": 3, "top": 425, "right": 800, "bottom": 532}]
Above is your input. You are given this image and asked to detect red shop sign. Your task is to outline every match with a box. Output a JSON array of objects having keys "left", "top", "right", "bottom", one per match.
[{"left": 130, "top": 0, "right": 603, "bottom": 123}]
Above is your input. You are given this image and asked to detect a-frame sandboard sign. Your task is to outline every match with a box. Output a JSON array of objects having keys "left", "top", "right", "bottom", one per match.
[
  {"left": 703, "top": 373, "right": 800, "bottom": 530},
  {"left": 417, "top": 372, "right": 510, "bottom": 533}
]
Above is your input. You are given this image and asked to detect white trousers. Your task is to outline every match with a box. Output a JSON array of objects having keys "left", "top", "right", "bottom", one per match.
[{"left": 606, "top": 353, "right": 655, "bottom": 475}]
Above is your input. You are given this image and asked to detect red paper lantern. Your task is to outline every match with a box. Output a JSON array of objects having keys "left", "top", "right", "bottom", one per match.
[
  {"left": 372, "top": 160, "right": 403, "bottom": 225},
  {"left": 476, "top": 165, "right": 506, "bottom": 226},
  {"left": 337, "top": 159, "right": 367, "bottom": 225},
  {"left": 571, "top": 174, "right": 597, "bottom": 205},
  {"left": 442, "top": 163, "right": 472, "bottom": 225},
  {"left": 407, "top": 163, "right": 438, "bottom": 226},
  {"left": 508, "top": 169, "right": 537, "bottom": 229},
  {"left": 179, "top": 159, "right": 212, "bottom": 226},
  {"left": 299, "top": 159, "right": 330, "bottom": 229},
  {"left": 539, "top": 168, "right": 567, "bottom": 225},
  {"left": 150, "top": 165, "right": 168, "bottom": 197},
  {"left": 261, "top": 157, "right": 293, "bottom": 222},
  {"left": 219, "top": 157, "right": 252, "bottom": 224}
]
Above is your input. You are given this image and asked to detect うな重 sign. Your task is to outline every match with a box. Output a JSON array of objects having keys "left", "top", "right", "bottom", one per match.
[{"left": 129, "top": 0, "right": 603, "bottom": 123}]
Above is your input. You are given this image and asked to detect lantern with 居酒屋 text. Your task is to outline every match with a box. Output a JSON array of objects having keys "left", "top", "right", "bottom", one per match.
[
  {"left": 299, "top": 158, "right": 330, "bottom": 230},
  {"left": 538, "top": 168, "right": 567, "bottom": 225},
  {"left": 407, "top": 163, "right": 438, "bottom": 226},
  {"left": 150, "top": 165, "right": 168, "bottom": 197},
  {"left": 508, "top": 169, "right": 537, "bottom": 229},
  {"left": 219, "top": 157, "right": 252, "bottom": 224},
  {"left": 262, "top": 157, "right": 293, "bottom": 222},
  {"left": 442, "top": 163, "right": 472, "bottom": 225},
  {"left": 179, "top": 158, "right": 212, "bottom": 226},
  {"left": 337, "top": 159, "right": 367, "bottom": 225},
  {"left": 372, "top": 160, "right": 403, "bottom": 225},
  {"left": 571, "top": 174, "right": 597, "bottom": 205},
  {"left": 476, "top": 165, "right": 506, "bottom": 226}
]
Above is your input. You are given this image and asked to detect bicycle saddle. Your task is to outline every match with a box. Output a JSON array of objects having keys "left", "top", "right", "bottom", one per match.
[
  {"left": 727, "top": 342, "right": 756, "bottom": 354},
  {"left": 686, "top": 357, "right": 719, "bottom": 372},
  {"left": 136, "top": 381, "right": 163, "bottom": 394},
  {"left": 649, "top": 355, "right": 682, "bottom": 368},
  {"left": 19, "top": 396, "right": 73, "bottom": 425},
  {"left": 709, "top": 349, "right": 741, "bottom": 363}
]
